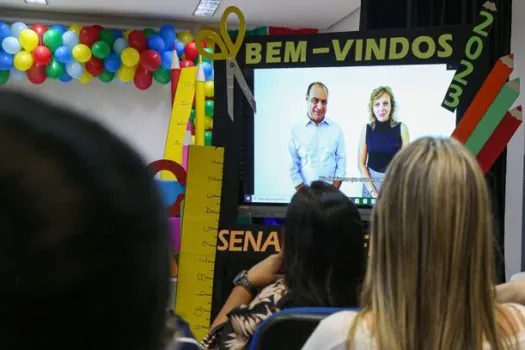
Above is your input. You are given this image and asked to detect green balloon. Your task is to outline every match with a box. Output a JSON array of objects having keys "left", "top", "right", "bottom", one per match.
[
  {"left": 205, "top": 100, "right": 214, "bottom": 117},
  {"left": 143, "top": 28, "right": 157, "bottom": 38},
  {"left": 203, "top": 48, "right": 214, "bottom": 63},
  {"left": 99, "top": 70, "right": 115, "bottom": 83},
  {"left": 204, "top": 131, "right": 212, "bottom": 146},
  {"left": 92, "top": 41, "right": 110, "bottom": 59},
  {"left": 46, "top": 58, "right": 65, "bottom": 79},
  {"left": 153, "top": 67, "right": 171, "bottom": 84},
  {"left": 99, "top": 29, "right": 115, "bottom": 46},
  {"left": 0, "top": 70, "right": 10, "bottom": 85},
  {"left": 190, "top": 108, "right": 195, "bottom": 124},
  {"left": 43, "top": 29, "right": 63, "bottom": 53}
]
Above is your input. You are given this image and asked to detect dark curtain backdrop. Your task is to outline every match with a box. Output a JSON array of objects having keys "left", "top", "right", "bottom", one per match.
[{"left": 360, "top": 0, "right": 512, "bottom": 282}]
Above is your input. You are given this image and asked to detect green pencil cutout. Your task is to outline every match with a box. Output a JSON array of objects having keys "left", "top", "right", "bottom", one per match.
[{"left": 464, "top": 78, "right": 520, "bottom": 155}]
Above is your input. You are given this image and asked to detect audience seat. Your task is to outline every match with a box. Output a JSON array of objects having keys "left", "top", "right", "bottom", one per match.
[{"left": 248, "top": 307, "right": 357, "bottom": 350}]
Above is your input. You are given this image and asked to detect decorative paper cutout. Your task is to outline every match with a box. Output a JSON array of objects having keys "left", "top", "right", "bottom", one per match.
[
  {"left": 464, "top": 78, "right": 520, "bottom": 155},
  {"left": 175, "top": 146, "right": 224, "bottom": 340},
  {"left": 452, "top": 54, "right": 514, "bottom": 144},
  {"left": 477, "top": 106, "right": 522, "bottom": 174},
  {"left": 148, "top": 159, "right": 187, "bottom": 216}
]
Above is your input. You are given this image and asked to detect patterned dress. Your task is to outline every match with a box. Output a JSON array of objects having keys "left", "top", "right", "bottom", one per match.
[{"left": 202, "top": 278, "right": 290, "bottom": 350}]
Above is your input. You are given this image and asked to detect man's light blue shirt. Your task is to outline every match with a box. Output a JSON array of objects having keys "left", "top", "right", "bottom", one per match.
[{"left": 288, "top": 118, "right": 346, "bottom": 187}]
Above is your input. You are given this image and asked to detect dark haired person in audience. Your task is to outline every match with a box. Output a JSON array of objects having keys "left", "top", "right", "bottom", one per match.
[
  {"left": 0, "top": 91, "right": 176, "bottom": 349},
  {"left": 289, "top": 82, "right": 347, "bottom": 190},
  {"left": 304, "top": 137, "right": 525, "bottom": 350},
  {"left": 203, "top": 181, "right": 365, "bottom": 349},
  {"left": 358, "top": 86, "right": 409, "bottom": 198}
]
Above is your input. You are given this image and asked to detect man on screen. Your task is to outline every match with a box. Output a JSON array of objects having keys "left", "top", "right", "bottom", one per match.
[{"left": 288, "top": 82, "right": 346, "bottom": 190}]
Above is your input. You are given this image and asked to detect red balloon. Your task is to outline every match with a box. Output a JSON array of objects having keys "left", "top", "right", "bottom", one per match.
[
  {"left": 140, "top": 50, "right": 161, "bottom": 71},
  {"left": 92, "top": 25, "right": 103, "bottom": 33},
  {"left": 79, "top": 26, "right": 99, "bottom": 47},
  {"left": 27, "top": 64, "right": 47, "bottom": 85},
  {"left": 180, "top": 59, "right": 195, "bottom": 68},
  {"left": 192, "top": 38, "right": 207, "bottom": 49},
  {"left": 32, "top": 24, "right": 48, "bottom": 44},
  {"left": 134, "top": 66, "right": 153, "bottom": 90},
  {"left": 128, "top": 30, "right": 147, "bottom": 53},
  {"left": 32, "top": 45, "right": 52, "bottom": 66},
  {"left": 184, "top": 42, "right": 199, "bottom": 62},
  {"left": 85, "top": 57, "right": 104, "bottom": 77}
]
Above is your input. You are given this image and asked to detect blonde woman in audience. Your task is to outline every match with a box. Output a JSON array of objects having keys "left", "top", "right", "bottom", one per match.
[{"left": 303, "top": 137, "right": 525, "bottom": 350}]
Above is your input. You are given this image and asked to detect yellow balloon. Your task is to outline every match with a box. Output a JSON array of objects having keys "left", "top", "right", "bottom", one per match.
[
  {"left": 78, "top": 70, "right": 93, "bottom": 84},
  {"left": 72, "top": 44, "right": 92, "bottom": 63},
  {"left": 124, "top": 29, "right": 133, "bottom": 40},
  {"left": 121, "top": 47, "right": 140, "bottom": 67},
  {"left": 69, "top": 24, "right": 82, "bottom": 35},
  {"left": 178, "top": 31, "right": 193, "bottom": 45},
  {"left": 19, "top": 29, "right": 39, "bottom": 52},
  {"left": 204, "top": 81, "right": 214, "bottom": 98},
  {"left": 204, "top": 116, "right": 213, "bottom": 130},
  {"left": 117, "top": 65, "right": 136, "bottom": 82},
  {"left": 14, "top": 51, "right": 33, "bottom": 71}
]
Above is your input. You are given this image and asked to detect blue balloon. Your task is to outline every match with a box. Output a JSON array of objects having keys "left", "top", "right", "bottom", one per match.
[
  {"left": 10, "top": 22, "right": 27, "bottom": 38},
  {"left": 2, "top": 37, "right": 21, "bottom": 55},
  {"left": 174, "top": 39, "right": 185, "bottom": 56},
  {"left": 51, "top": 24, "right": 67, "bottom": 35},
  {"left": 10, "top": 67, "right": 25, "bottom": 81},
  {"left": 104, "top": 53, "right": 121, "bottom": 73},
  {"left": 202, "top": 62, "right": 213, "bottom": 81},
  {"left": 0, "top": 22, "right": 10, "bottom": 41},
  {"left": 62, "top": 31, "right": 79, "bottom": 49},
  {"left": 113, "top": 38, "right": 128, "bottom": 55},
  {"left": 159, "top": 25, "right": 176, "bottom": 51},
  {"left": 55, "top": 46, "right": 73, "bottom": 64},
  {"left": 147, "top": 35, "right": 165, "bottom": 52},
  {"left": 0, "top": 50, "right": 13, "bottom": 70},
  {"left": 59, "top": 71, "right": 73, "bottom": 82},
  {"left": 162, "top": 51, "right": 173, "bottom": 69},
  {"left": 66, "top": 61, "right": 83, "bottom": 79},
  {"left": 111, "top": 29, "right": 123, "bottom": 39}
]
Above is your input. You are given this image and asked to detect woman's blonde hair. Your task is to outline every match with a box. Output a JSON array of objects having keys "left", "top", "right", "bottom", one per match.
[
  {"left": 368, "top": 86, "right": 398, "bottom": 128},
  {"left": 348, "top": 137, "right": 515, "bottom": 350}
]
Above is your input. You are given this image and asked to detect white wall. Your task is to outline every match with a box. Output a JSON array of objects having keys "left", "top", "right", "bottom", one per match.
[
  {"left": 2, "top": 79, "right": 172, "bottom": 164},
  {"left": 322, "top": 8, "right": 360, "bottom": 32},
  {"left": 505, "top": 0, "right": 525, "bottom": 279}
]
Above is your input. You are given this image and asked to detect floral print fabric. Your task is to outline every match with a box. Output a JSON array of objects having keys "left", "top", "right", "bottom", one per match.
[{"left": 202, "top": 278, "right": 289, "bottom": 350}]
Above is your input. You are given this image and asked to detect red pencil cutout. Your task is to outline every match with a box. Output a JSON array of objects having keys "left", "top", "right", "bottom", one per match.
[
  {"left": 477, "top": 106, "right": 522, "bottom": 174},
  {"left": 452, "top": 54, "right": 514, "bottom": 144},
  {"left": 170, "top": 51, "right": 181, "bottom": 107}
]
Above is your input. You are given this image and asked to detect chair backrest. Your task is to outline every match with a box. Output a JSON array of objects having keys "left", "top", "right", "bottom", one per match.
[{"left": 249, "top": 307, "right": 357, "bottom": 350}]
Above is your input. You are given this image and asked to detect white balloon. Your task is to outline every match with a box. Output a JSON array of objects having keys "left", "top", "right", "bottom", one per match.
[
  {"left": 62, "top": 31, "right": 79, "bottom": 49},
  {"left": 113, "top": 38, "right": 128, "bottom": 55},
  {"left": 10, "top": 67, "right": 25, "bottom": 81},
  {"left": 10, "top": 22, "right": 27, "bottom": 39},
  {"left": 2, "top": 37, "right": 21, "bottom": 55},
  {"left": 66, "top": 61, "right": 83, "bottom": 79}
]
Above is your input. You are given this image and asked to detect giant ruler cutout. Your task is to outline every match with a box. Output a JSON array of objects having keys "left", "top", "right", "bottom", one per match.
[{"left": 175, "top": 146, "right": 224, "bottom": 340}]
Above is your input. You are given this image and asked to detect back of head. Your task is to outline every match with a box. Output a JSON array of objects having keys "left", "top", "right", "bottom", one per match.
[
  {"left": 0, "top": 91, "right": 170, "bottom": 349},
  {"left": 283, "top": 181, "right": 365, "bottom": 307},
  {"left": 358, "top": 137, "right": 503, "bottom": 349}
]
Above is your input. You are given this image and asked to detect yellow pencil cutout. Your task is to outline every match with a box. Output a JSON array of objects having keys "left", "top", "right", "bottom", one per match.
[{"left": 195, "top": 61, "right": 206, "bottom": 146}]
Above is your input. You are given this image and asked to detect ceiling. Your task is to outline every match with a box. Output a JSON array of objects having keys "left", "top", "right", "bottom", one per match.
[{"left": 0, "top": 0, "right": 361, "bottom": 30}]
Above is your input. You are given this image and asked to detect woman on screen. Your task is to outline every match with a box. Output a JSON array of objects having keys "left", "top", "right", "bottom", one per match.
[
  {"left": 303, "top": 137, "right": 525, "bottom": 350},
  {"left": 358, "top": 86, "right": 409, "bottom": 198}
]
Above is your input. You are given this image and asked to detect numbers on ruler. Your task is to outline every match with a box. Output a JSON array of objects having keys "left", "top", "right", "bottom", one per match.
[
  {"left": 212, "top": 160, "right": 224, "bottom": 165},
  {"left": 197, "top": 273, "right": 213, "bottom": 281},
  {"left": 206, "top": 193, "right": 220, "bottom": 199},
  {"left": 208, "top": 176, "right": 223, "bottom": 182},
  {"left": 197, "top": 290, "right": 213, "bottom": 297},
  {"left": 201, "top": 240, "right": 216, "bottom": 248},
  {"left": 199, "top": 257, "right": 215, "bottom": 264},
  {"left": 193, "top": 306, "right": 211, "bottom": 317},
  {"left": 203, "top": 225, "right": 218, "bottom": 232},
  {"left": 193, "top": 324, "right": 211, "bottom": 331},
  {"left": 206, "top": 207, "right": 220, "bottom": 215}
]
